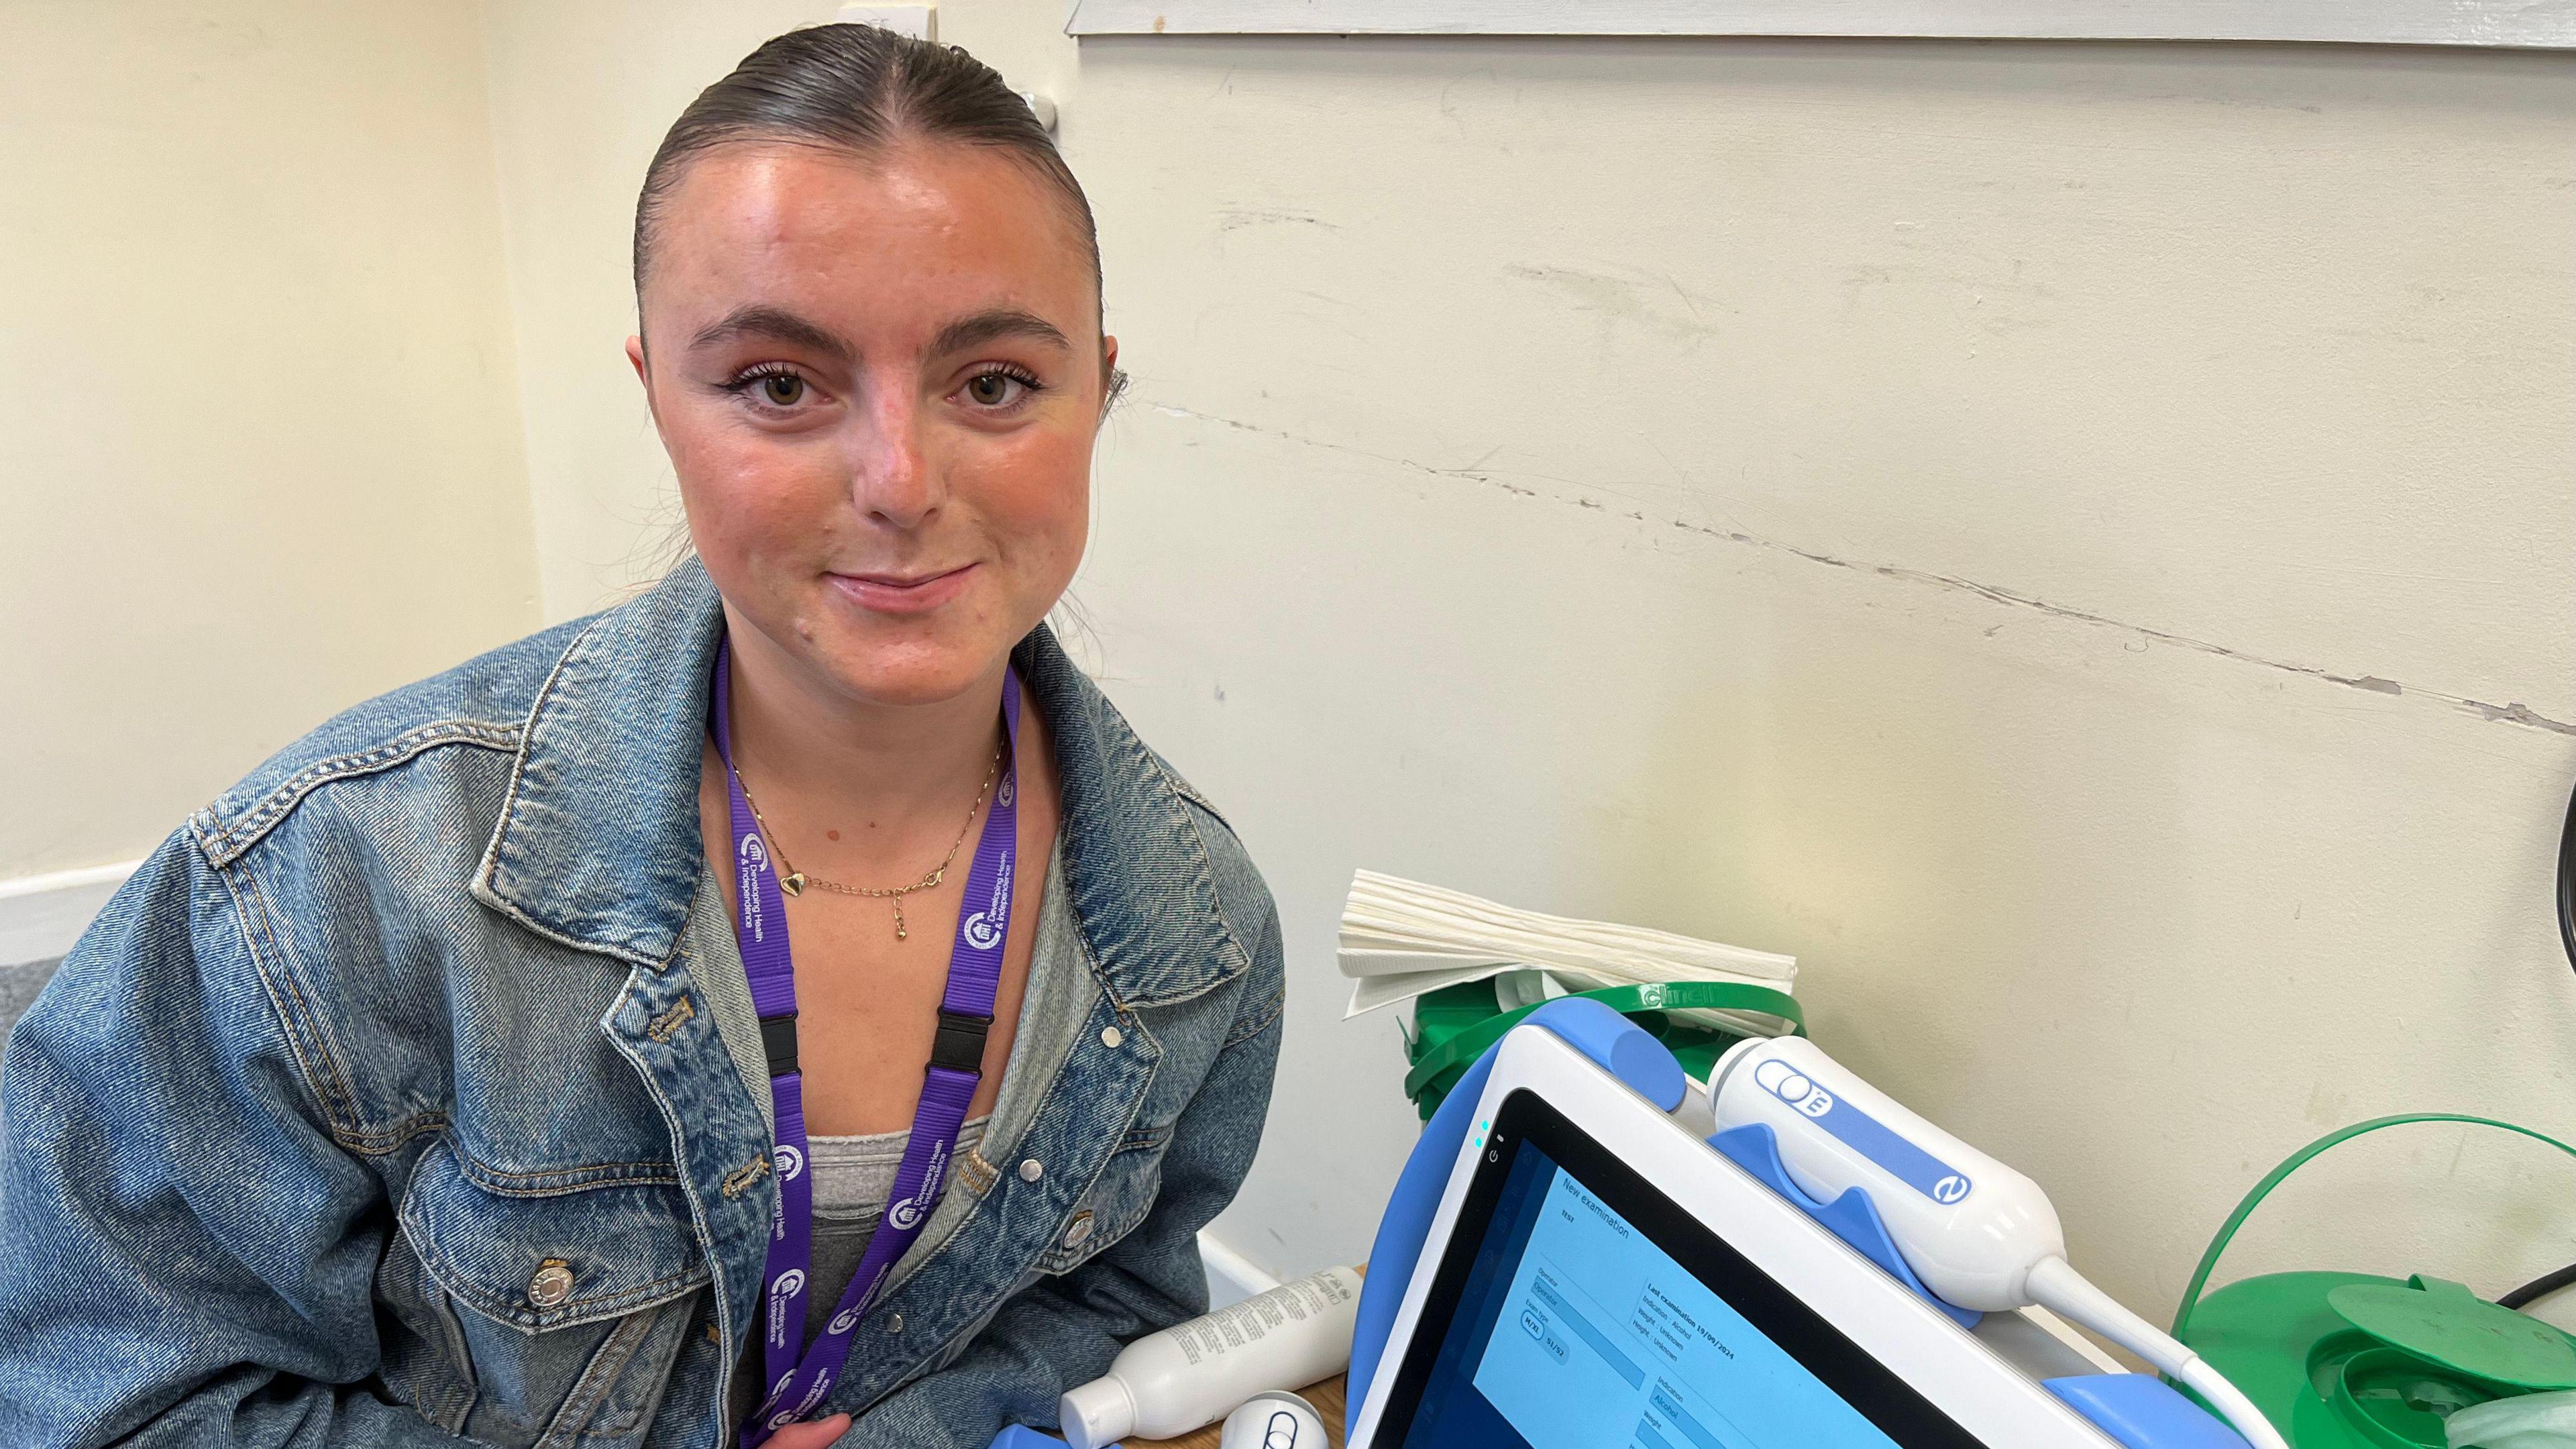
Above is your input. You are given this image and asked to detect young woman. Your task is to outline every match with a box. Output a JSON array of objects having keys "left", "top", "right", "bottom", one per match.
[{"left": 0, "top": 26, "right": 1282, "bottom": 1449}]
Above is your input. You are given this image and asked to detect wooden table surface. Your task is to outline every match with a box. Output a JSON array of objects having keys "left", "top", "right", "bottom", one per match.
[{"left": 1124, "top": 1373, "right": 1347, "bottom": 1449}]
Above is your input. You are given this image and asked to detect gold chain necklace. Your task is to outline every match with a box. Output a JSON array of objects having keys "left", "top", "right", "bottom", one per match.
[{"left": 733, "top": 746, "right": 1002, "bottom": 942}]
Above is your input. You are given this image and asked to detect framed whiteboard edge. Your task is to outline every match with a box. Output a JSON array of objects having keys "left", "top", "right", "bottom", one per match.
[{"left": 1062, "top": 1, "right": 2576, "bottom": 50}]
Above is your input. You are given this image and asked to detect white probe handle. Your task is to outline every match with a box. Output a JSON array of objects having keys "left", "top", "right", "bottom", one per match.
[
  {"left": 1709, "top": 1037, "right": 2066, "bottom": 1310},
  {"left": 1712, "top": 1040, "right": 2289, "bottom": 1449}
]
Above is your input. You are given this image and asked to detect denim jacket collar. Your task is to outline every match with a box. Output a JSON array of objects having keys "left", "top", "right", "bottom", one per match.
[{"left": 470, "top": 559, "right": 1250, "bottom": 1008}]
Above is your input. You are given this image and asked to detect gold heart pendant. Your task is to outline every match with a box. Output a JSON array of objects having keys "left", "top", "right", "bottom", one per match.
[{"left": 781, "top": 872, "right": 806, "bottom": 897}]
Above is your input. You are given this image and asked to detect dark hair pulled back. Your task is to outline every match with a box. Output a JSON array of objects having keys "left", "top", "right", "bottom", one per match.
[{"left": 633, "top": 24, "right": 1099, "bottom": 315}]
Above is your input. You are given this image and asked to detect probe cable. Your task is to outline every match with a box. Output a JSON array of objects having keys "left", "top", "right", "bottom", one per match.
[
  {"left": 2498, "top": 775, "right": 2576, "bottom": 1312},
  {"left": 2560, "top": 771, "right": 2576, "bottom": 981}
]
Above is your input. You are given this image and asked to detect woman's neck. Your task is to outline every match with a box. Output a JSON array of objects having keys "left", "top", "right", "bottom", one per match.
[{"left": 717, "top": 606, "right": 1010, "bottom": 839}]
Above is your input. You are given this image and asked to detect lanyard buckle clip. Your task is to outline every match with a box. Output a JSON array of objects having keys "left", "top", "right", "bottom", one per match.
[
  {"left": 758, "top": 1012, "right": 798, "bottom": 1078},
  {"left": 930, "top": 1009, "right": 994, "bottom": 1073}
]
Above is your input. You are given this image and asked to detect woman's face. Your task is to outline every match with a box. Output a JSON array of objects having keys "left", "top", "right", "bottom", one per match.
[{"left": 630, "top": 140, "right": 1113, "bottom": 708}]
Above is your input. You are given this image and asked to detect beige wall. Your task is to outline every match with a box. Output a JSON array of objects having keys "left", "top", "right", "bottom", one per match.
[
  {"left": 0, "top": 0, "right": 541, "bottom": 880},
  {"left": 480, "top": 0, "right": 818, "bottom": 621},
  {"left": 1063, "top": 34, "right": 2576, "bottom": 1318}
]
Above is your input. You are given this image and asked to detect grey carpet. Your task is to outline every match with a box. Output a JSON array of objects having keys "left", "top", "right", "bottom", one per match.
[{"left": 0, "top": 957, "right": 62, "bottom": 1046}]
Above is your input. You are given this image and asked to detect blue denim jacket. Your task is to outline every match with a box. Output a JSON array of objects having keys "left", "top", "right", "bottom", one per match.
[{"left": 0, "top": 561, "right": 1284, "bottom": 1448}]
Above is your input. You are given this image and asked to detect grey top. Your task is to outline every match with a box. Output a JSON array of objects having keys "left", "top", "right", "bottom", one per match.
[
  {"left": 810, "top": 1118, "right": 989, "bottom": 1218},
  {"left": 691, "top": 837, "right": 1074, "bottom": 1146},
  {"left": 804, "top": 1114, "right": 991, "bottom": 1348},
  {"left": 705, "top": 837, "right": 1079, "bottom": 1429}
]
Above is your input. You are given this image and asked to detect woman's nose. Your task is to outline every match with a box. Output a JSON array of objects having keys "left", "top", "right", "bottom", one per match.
[{"left": 845, "top": 385, "right": 939, "bottom": 528}]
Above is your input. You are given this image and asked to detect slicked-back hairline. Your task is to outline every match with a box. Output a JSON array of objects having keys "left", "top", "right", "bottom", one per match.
[{"left": 632, "top": 25, "right": 1104, "bottom": 337}]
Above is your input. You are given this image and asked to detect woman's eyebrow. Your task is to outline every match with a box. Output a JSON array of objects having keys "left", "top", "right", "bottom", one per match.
[
  {"left": 928, "top": 309, "right": 1071, "bottom": 358},
  {"left": 689, "top": 305, "right": 853, "bottom": 360}
]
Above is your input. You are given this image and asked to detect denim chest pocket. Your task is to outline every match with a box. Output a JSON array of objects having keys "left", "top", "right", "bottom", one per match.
[
  {"left": 392, "top": 1139, "right": 710, "bottom": 1448},
  {"left": 1034, "top": 1120, "right": 1172, "bottom": 1276}
]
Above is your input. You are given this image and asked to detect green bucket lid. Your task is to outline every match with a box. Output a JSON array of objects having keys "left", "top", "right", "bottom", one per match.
[
  {"left": 2172, "top": 1117, "right": 2576, "bottom": 1449},
  {"left": 2329, "top": 1277, "right": 2576, "bottom": 1392}
]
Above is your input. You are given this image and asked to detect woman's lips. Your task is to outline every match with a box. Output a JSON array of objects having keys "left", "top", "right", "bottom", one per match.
[{"left": 826, "top": 564, "right": 978, "bottom": 615}]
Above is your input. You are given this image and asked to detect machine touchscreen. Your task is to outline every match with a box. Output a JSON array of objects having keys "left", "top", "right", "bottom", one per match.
[{"left": 1369, "top": 1089, "right": 1990, "bottom": 1449}]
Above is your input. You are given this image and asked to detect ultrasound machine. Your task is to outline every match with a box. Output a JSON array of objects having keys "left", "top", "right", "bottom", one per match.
[{"left": 1339, "top": 1000, "right": 2275, "bottom": 1449}]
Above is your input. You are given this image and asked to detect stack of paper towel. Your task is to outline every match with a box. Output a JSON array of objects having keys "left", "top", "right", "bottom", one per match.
[{"left": 1338, "top": 869, "right": 1799, "bottom": 1040}]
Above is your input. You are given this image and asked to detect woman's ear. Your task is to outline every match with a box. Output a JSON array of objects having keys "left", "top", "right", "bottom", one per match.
[
  {"left": 626, "top": 335, "right": 663, "bottom": 429},
  {"left": 1099, "top": 335, "right": 1126, "bottom": 414}
]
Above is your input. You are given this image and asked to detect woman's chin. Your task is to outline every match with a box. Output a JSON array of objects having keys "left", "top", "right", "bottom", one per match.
[{"left": 806, "top": 640, "right": 1015, "bottom": 710}]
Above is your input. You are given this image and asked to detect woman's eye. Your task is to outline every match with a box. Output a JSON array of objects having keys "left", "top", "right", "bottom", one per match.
[
  {"left": 725, "top": 368, "right": 818, "bottom": 414},
  {"left": 963, "top": 370, "right": 1033, "bottom": 409}
]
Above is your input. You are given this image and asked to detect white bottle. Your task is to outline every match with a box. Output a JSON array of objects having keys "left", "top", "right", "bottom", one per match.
[{"left": 1058, "top": 1266, "right": 1363, "bottom": 1449}]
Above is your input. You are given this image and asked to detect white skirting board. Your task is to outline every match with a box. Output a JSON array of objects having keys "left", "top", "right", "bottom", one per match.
[
  {"left": 1199, "top": 1230, "right": 1285, "bottom": 1309},
  {"left": 0, "top": 860, "right": 140, "bottom": 967},
  {"left": 1064, "top": 0, "right": 2576, "bottom": 48}
]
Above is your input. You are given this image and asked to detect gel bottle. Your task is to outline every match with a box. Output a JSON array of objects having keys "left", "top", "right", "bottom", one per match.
[{"left": 1058, "top": 1266, "right": 1364, "bottom": 1448}]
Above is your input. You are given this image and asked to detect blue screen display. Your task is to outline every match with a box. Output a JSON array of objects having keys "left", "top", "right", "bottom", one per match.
[{"left": 1397, "top": 1145, "right": 1906, "bottom": 1449}]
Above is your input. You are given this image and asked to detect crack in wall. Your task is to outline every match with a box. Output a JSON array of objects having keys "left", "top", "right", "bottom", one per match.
[{"left": 1146, "top": 400, "right": 2576, "bottom": 739}]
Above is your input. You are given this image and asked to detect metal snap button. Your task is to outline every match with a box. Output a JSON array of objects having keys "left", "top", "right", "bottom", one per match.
[
  {"left": 527, "top": 1260, "right": 574, "bottom": 1309},
  {"left": 1099, "top": 1026, "right": 1124, "bottom": 1049},
  {"left": 1018, "top": 1158, "right": 1044, "bottom": 1183},
  {"left": 1063, "top": 1212, "right": 1095, "bottom": 1249},
  {"left": 888, "top": 1312, "right": 904, "bottom": 1334}
]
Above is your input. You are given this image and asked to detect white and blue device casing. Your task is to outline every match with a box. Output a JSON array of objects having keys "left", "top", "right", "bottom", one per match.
[
  {"left": 1344, "top": 1006, "right": 2124, "bottom": 1448},
  {"left": 1345, "top": 1000, "right": 2258, "bottom": 1449}
]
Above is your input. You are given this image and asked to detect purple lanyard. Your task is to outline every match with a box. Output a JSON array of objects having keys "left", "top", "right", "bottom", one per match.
[{"left": 710, "top": 637, "right": 1023, "bottom": 1444}]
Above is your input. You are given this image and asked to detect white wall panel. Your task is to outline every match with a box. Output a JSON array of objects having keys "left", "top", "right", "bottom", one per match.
[{"left": 1067, "top": 0, "right": 2576, "bottom": 48}]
